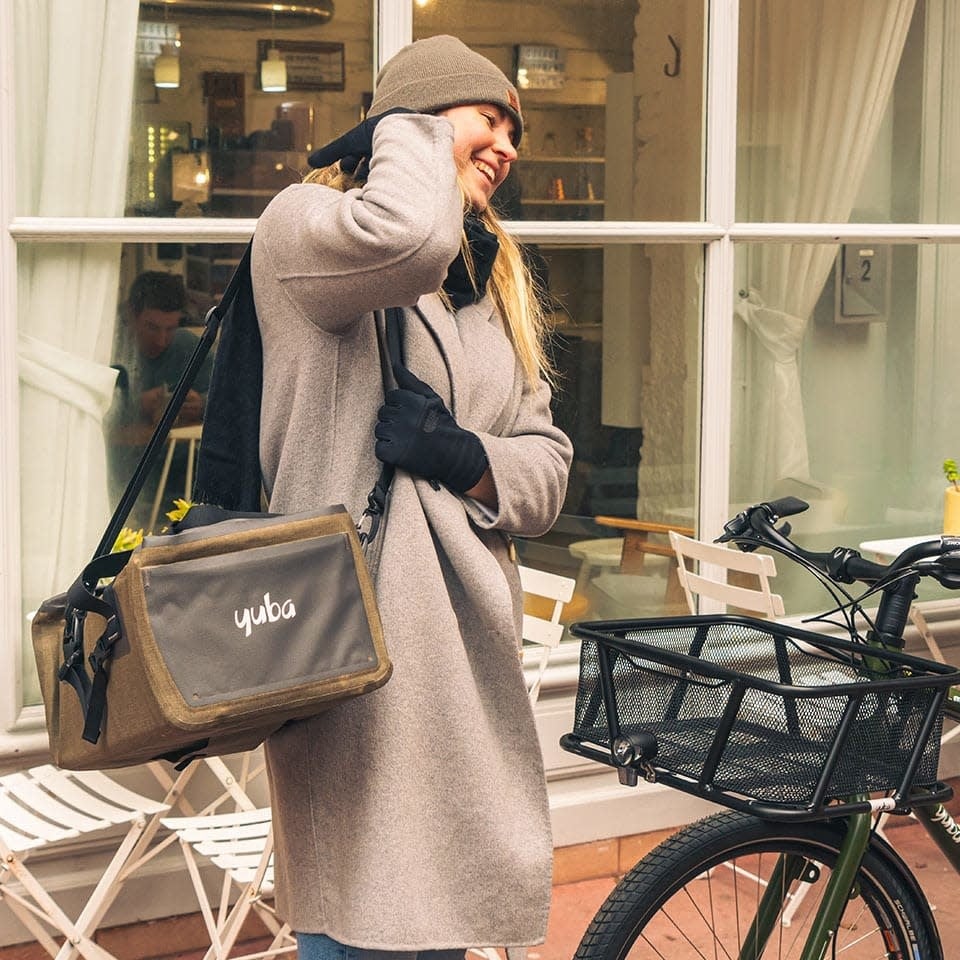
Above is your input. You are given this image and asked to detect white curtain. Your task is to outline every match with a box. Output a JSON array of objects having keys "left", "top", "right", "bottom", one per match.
[
  {"left": 15, "top": 1, "right": 139, "bottom": 701},
  {"left": 915, "top": 0, "right": 960, "bottom": 470},
  {"left": 734, "top": 0, "right": 916, "bottom": 498}
]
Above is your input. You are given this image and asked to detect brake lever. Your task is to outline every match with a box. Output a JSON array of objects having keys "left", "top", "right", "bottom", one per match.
[{"left": 719, "top": 510, "right": 751, "bottom": 542}]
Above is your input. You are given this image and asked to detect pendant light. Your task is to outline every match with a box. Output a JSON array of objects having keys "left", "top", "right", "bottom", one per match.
[
  {"left": 154, "top": 43, "right": 181, "bottom": 89},
  {"left": 261, "top": 11, "right": 287, "bottom": 93}
]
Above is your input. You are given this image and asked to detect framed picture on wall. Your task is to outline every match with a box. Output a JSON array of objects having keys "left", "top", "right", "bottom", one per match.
[{"left": 256, "top": 40, "right": 345, "bottom": 91}]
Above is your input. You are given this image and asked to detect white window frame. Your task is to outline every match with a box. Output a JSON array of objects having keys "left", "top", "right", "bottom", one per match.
[{"left": 5, "top": 0, "right": 960, "bottom": 757}]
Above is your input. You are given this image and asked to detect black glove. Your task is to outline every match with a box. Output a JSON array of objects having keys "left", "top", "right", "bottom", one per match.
[
  {"left": 307, "top": 107, "right": 416, "bottom": 177},
  {"left": 375, "top": 365, "right": 489, "bottom": 493},
  {"left": 443, "top": 213, "right": 501, "bottom": 309}
]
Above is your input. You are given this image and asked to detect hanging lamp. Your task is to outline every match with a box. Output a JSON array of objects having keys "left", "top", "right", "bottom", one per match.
[
  {"left": 261, "top": 48, "right": 287, "bottom": 92},
  {"left": 154, "top": 43, "right": 181, "bottom": 89},
  {"left": 261, "top": 11, "right": 287, "bottom": 92}
]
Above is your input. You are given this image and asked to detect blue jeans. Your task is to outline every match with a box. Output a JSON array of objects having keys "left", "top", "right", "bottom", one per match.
[{"left": 295, "top": 933, "right": 466, "bottom": 960}]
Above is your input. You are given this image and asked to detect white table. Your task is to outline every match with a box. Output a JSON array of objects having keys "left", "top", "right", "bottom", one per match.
[{"left": 859, "top": 535, "right": 947, "bottom": 663}]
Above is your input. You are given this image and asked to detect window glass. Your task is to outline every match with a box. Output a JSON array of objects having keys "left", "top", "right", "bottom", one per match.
[
  {"left": 736, "top": 0, "right": 959, "bottom": 225},
  {"left": 127, "top": 1, "right": 373, "bottom": 218},
  {"left": 17, "top": 0, "right": 376, "bottom": 706},
  {"left": 517, "top": 243, "right": 702, "bottom": 626},
  {"left": 103, "top": 242, "right": 243, "bottom": 528},
  {"left": 410, "top": 1, "right": 705, "bottom": 631},
  {"left": 730, "top": 241, "right": 958, "bottom": 615},
  {"left": 18, "top": 240, "right": 240, "bottom": 707},
  {"left": 414, "top": 0, "right": 704, "bottom": 221}
]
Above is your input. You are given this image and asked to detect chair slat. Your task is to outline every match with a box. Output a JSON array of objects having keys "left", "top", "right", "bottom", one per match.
[
  {"left": 195, "top": 837, "right": 272, "bottom": 858},
  {"left": 209, "top": 849, "right": 274, "bottom": 869},
  {"left": 162, "top": 807, "right": 272, "bottom": 832},
  {"left": 168, "top": 821, "right": 272, "bottom": 847},
  {"left": 0, "top": 793, "right": 85, "bottom": 844},
  {"left": 72, "top": 770, "right": 169, "bottom": 815},
  {"left": 521, "top": 615, "right": 563, "bottom": 649},
  {"left": 518, "top": 565, "right": 576, "bottom": 604},
  {"left": 0, "top": 773, "right": 108, "bottom": 834},
  {"left": 222, "top": 865, "right": 275, "bottom": 889},
  {"left": 28, "top": 767, "right": 158, "bottom": 825},
  {"left": 0, "top": 822, "right": 65, "bottom": 853}
]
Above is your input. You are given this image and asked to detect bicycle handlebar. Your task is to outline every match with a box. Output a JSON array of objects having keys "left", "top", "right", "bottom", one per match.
[{"left": 717, "top": 497, "right": 960, "bottom": 590}]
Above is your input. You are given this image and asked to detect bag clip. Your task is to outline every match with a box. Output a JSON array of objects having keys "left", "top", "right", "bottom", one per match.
[
  {"left": 88, "top": 615, "right": 121, "bottom": 675},
  {"left": 58, "top": 611, "right": 85, "bottom": 680}
]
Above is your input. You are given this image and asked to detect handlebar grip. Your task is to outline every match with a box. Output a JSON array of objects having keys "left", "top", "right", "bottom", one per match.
[
  {"left": 839, "top": 552, "right": 888, "bottom": 583},
  {"left": 762, "top": 496, "right": 808, "bottom": 519}
]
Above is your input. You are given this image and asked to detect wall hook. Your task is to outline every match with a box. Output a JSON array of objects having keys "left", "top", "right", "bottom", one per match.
[{"left": 664, "top": 35, "right": 681, "bottom": 77}]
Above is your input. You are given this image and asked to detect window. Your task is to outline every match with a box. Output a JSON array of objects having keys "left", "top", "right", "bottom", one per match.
[
  {"left": 731, "top": 0, "right": 960, "bottom": 615},
  {"left": 8, "top": 0, "right": 376, "bottom": 723}
]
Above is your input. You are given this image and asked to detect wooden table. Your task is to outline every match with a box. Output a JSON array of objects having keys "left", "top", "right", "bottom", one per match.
[{"left": 568, "top": 516, "right": 695, "bottom": 608}]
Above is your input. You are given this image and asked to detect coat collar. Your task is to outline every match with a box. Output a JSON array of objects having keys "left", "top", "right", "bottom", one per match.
[{"left": 404, "top": 294, "right": 495, "bottom": 417}]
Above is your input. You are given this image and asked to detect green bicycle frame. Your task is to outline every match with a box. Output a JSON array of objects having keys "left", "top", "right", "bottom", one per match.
[{"left": 737, "top": 807, "right": 873, "bottom": 960}]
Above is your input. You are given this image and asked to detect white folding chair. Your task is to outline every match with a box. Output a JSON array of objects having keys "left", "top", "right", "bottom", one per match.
[
  {"left": 0, "top": 765, "right": 170, "bottom": 960},
  {"left": 518, "top": 564, "right": 577, "bottom": 706},
  {"left": 159, "top": 806, "right": 294, "bottom": 960},
  {"left": 669, "top": 530, "right": 785, "bottom": 617},
  {"left": 666, "top": 533, "right": 827, "bottom": 923},
  {"left": 147, "top": 423, "right": 203, "bottom": 533}
]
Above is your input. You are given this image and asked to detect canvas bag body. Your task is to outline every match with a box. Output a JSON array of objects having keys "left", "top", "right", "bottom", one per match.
[{"left": 32, "top": 507, "right": 391, "bottom": 770}]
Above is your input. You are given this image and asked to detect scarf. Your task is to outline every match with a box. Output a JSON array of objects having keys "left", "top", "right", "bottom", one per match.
[{"left": 442, "top": 213, "right": 500, "bottom": 309}]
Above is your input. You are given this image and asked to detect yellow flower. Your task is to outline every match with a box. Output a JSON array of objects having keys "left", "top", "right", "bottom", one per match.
[
  {"left": 112, "top": 527, "right": 144, "bottom": 553},
  {"left": 166, "top": 498, "right": 195, "bottom": 523}
]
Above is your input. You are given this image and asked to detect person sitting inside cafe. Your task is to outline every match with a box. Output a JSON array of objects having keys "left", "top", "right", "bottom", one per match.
[{"left": 106, "top": 271, "right": 213, "bottom": 522}]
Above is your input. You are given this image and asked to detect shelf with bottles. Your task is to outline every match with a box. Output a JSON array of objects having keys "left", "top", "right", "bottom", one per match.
[
  {"left": 516, "top": 166, "right": 603, "bottom": 206},
  {"left": 519, "top": 104, "right": 603, "bottom": 156},
  {"left": 514, "top": 107, "right": 604, "bottom": 211}
]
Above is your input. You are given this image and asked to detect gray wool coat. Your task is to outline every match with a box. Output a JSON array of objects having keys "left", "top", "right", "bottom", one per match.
[{"left": 250, "top": 114, "right": 573, "bottom": 950}]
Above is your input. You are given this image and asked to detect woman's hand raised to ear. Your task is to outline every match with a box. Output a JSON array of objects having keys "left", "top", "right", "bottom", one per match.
[{"left": 307, "top": 107, "right": 416, "bottom": 179}]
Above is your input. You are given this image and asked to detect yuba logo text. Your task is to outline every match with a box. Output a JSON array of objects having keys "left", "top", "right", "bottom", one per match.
[{"left": 234, "top": 593, "right": 297, "bottom": 638}]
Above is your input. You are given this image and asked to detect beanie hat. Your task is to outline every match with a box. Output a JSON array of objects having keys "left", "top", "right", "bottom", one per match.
[{"left": 369, "top": 35, "right": 523, "bottom": 146}]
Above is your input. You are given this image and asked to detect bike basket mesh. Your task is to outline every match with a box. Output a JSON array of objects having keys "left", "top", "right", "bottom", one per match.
[{"left": 571, "top": 617, "right": 950, "bottom": 807}]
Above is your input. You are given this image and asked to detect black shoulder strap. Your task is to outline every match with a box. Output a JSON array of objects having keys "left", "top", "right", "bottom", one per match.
[
  {"left": 95, "top": 242, "right": 253, "bottom": 558},
  {"left": 360, "top": 307, "right": 404, "bottom": 545},
  {"left": 192, "top": 243, "right": 262, "bottom": 513}
]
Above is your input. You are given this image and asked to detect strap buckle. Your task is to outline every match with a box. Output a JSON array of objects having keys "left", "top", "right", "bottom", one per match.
[{"left": 88, "top": 615, "right": 121, "bottom": 675}]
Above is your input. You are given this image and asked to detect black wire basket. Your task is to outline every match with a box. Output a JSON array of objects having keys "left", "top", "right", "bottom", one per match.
[{"left": 562, "top": 615, "right": 960, "bottom": 818}]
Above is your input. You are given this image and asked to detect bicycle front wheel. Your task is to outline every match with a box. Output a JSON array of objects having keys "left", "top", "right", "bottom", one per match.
[{"left": 575, "top": 809, "right": 938, "bottom": 960}]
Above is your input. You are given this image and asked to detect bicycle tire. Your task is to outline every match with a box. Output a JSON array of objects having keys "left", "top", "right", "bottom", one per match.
[{"left": 575, "top": 809, "right": 938, "bottom": 960}]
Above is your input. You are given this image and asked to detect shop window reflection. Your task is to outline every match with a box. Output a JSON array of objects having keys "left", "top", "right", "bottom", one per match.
[{"left": 105, "top": 266, "right": 213, "bottom": 530}]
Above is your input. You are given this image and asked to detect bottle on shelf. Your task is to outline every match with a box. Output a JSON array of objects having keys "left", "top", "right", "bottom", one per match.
[{"left": 575, "top": 126, "right": 595, "bottom": 201}]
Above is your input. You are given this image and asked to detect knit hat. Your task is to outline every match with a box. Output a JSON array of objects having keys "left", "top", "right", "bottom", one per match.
[{"left": 369, "top": 35, "right": 523, "bottom": 146}]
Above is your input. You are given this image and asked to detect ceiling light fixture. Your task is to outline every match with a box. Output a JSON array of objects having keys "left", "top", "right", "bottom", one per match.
[
  {"left": 154, "top": 42, "right": 181, "bottom": 88},
  {"left": 261, "top": 10, "right": 287, "bottom": 92}
]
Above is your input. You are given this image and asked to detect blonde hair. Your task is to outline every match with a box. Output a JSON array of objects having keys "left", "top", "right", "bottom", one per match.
[{"left": 302, "top": 163, "right": 553, "bottom": 388}]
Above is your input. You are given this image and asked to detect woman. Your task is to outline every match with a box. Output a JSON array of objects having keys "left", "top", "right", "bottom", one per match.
[{"left": 252, "top": 35, "right": 573, "bottom": 960}]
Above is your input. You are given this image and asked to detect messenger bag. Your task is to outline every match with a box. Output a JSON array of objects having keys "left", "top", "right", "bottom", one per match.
[{"left": 32, "top": 242, "right": 397, "bottom": 770}]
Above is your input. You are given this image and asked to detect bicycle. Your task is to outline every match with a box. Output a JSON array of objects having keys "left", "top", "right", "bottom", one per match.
[{"left": 560, "top": 495, "right": 960, "bottom": 959}]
